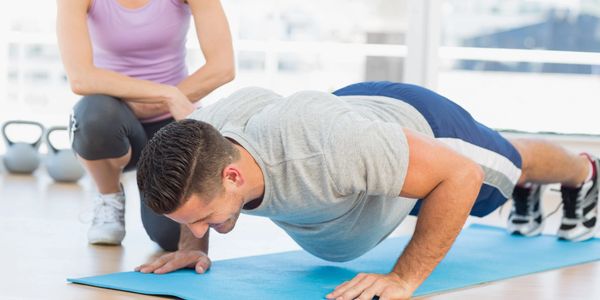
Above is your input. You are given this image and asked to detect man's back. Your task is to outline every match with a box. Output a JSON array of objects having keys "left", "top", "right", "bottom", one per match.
[{"left": 189, "top": 87, "right": 431, "bottom": 261}]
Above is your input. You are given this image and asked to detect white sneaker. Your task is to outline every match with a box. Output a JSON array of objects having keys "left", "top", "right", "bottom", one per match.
[
  {"left": 507, "top": 184, "right": 545, "bottom": 237},
  {"left": 88, "top": 188, "right": 126, "bottom": 245},
  {"left": 558, "top": 156, "right": 600, "bottom": 242}
]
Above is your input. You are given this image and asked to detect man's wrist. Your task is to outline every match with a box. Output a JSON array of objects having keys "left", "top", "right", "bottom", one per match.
[
  {"left": 177, "top": 240, "right": 207, "bottom": 252},
  {"left": 388, "top": 270, "right": 419, "bottom": 293}
]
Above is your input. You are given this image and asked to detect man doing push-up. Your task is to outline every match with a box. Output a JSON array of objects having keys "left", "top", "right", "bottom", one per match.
[{"left": 135, "top": 81, "right": 599, "bottom": 300}]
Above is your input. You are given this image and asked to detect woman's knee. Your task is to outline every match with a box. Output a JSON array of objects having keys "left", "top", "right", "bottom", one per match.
[
  {"left": 72, "top": 95, "right": 129, "bottom": 135},
  {"left": 148, "top": 228, "right": 180, "bottom": 252},
  {"left": 70, "top": 95, "right": 136, "bottom": 160},
  {"left": 140, "top": 202, "right": 180, "bottom": 251}
]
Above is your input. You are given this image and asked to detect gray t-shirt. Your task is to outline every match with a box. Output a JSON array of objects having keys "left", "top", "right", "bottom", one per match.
[{"left": 189, "top": 87, "right": 433, "bottom": 262}]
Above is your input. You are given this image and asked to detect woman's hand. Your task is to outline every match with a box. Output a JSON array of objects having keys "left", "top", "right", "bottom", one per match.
[
  {"left": 165, "top": 86, "right": 196, "bottom": 120},
  {"left": 123, "top": 86, "right": 194, "bottom": 120}
]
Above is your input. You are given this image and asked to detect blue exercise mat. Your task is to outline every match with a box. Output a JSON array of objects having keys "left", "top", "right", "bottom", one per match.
[{"left": 68, "top": 224, "right": 600, "bottom": 299}]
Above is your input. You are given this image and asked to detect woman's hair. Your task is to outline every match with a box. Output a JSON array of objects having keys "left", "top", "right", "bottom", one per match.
[{"left": 137, "top": 119, "right": 240, "bottom": 214}]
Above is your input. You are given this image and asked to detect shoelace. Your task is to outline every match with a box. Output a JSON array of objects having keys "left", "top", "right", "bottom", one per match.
[
  {"left": 542, "top": 187, "right": 581, "bottom": 220},
  {"left": 503, "top": 184, "right": 591, "bottom": 221},
  {"left": 513, "top": 187, "right": 533, "bottom": 216},
  {"left": 560, "top": 186, "right": 581, "bottom": 219},
  {"left": 92, "top": 195, "right": 125, "bottom": 224}
]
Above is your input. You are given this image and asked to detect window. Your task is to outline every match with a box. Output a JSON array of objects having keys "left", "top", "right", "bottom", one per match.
[{"left": 438, "top": 0, "right": 600, "bottom": 134}]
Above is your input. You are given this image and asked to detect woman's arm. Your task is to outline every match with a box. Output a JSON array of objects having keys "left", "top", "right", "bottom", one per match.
[
  {"left": 177, "top": 0, "right": 235, "bottom": 102},
  {"left": 118, "top": 0, "right": 235, "bottom": 118},
  {"left": 56, "top": 0, "right": 193, "bottom": 119}
]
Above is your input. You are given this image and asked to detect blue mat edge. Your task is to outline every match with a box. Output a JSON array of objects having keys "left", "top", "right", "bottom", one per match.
[
  {"left": 414, "top": 224, "right": 600, "bottom": 296},
  {"left": 68, "top": 276, "right": 185, "bottom": 299},
  {"left": 67, "top": 224, "right": 600, "bottom": 298},
  {"left": 417, "top": 251, "right": 600, "bottom": 297}
]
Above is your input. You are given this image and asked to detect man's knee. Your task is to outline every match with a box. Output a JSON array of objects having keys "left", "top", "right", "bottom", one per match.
[
  {"left": 70, "top": 95, "right": 133, "bottom": 160},
  {"left": 509, "top": 138, "right": 532, "bottom": 184}
]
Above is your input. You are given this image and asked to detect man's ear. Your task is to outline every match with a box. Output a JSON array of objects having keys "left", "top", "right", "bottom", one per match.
[{"left": 222, "top": 164, "right": 244, "bottom": 187}]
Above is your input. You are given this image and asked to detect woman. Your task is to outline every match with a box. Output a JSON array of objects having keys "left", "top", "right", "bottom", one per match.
[{"left": 56, "top": 0, "right": 234, "bottom": 249}]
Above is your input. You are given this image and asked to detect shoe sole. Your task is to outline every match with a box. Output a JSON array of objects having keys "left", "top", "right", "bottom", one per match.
[
  {"left": 88, "top": 232, "right": 125, "bottom": 245},
  {"left": 510, "top": 220, "right": 545, "bottom": 237},
  {"left": 88, "top": 239, "right": 123, "bottom": 245},
  {"left": 557, "top": 214, "right": 599, "bottom": 242},
  {"left": 557, "top": 210, "right": 599, "bottom": 242},
  {"left": 558, "top": 227, "right": 597, "bottom": 242}
]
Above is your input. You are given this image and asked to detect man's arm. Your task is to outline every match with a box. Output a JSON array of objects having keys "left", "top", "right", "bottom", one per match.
[
  {"left": 391, "top": 129, "right": 484, "bottom": 292},
  {"left": 136, "top": 225, "right": 211, "bottom": 274},
  {"left": 327, "top": 128, "right": 484, "bottom": 300},
  {"left": 178, "top": 224, "right": 209, "bottom": 253}
]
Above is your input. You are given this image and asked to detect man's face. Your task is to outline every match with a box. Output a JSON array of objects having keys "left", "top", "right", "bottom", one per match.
[{"left": 166, "top": 188, "right": 245, "bottom": 238}]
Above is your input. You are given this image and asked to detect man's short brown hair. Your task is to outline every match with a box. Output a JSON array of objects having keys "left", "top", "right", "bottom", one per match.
[{"left": 137, "top": 119, "right": 240, "bottom": 214}]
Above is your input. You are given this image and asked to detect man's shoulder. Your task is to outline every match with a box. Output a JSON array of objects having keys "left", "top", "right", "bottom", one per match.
[
  {"left": 228, "top": 87, "right": 282, "bottom": 102},
  {"left": 188, "top": 87, "right": 281, "bottom": 128}
]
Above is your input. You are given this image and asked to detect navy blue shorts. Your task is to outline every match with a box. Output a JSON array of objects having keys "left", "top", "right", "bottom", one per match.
[{"left": 333, "top": 81, "right": 523, "bottom": 217}]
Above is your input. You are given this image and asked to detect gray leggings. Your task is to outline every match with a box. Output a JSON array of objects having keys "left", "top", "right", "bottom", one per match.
[{"left": 70, "top": 94, "right": 180, "bottom": 251}]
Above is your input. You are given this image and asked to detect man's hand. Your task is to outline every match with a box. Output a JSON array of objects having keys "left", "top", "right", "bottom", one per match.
[
  {"left": 134, "top": 250, "right": 211, "bottom": 274},
  {"left": 326, "top": 272, "right": 413, "bottom": 300}
]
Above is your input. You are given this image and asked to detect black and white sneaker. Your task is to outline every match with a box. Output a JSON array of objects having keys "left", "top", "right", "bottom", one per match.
[
  {"left": 558, "top": 157, "right": 600, "bottom": 242},
  {"left": 507, "top": 184, "right": 545, "bottom": 237}
]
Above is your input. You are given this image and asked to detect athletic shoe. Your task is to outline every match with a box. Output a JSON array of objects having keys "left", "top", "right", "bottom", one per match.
[
  {"left": 507, "top": 184, "right": 545, "bottom": 236},
  {"left": 558, "top": 157, "right": 599, "bottom": 242},
  {"left": 88, "top": 188, "right": 126, "bottom": 245}
]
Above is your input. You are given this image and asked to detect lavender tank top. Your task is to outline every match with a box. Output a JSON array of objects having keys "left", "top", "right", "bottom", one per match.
[
  {"left": 88, "top": 0, "right": 191, "bottom": 86},
  {"left": 87, "top": 0, "right": 193, "bottom": 122}
]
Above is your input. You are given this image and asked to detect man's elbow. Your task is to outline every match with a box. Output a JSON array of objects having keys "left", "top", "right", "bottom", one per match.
[
  {"left": 450, "top": 161, "right": 484, "bottom": 209},
  {"left": 467, "top": 162, "right": 485, "bottom": 186},
  {"left": 459, "top": 161, "right": 485, "bottom": 198}
]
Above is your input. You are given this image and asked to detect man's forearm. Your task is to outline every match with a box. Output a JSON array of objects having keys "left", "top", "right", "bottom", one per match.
[
  {"left": 392, "top": 167, "right": 483, "bottom": 291},
  {"left": 178, "top": 225, "right": 209, "bottom": 254}
]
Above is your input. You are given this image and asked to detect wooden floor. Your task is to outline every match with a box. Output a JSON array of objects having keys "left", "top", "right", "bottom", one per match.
[{"left": 2, "top": 142, "right": 600, "bottom": 299}]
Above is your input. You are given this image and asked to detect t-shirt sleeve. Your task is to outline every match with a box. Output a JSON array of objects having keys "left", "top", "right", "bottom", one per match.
[{"left": 325, "top": 113, "right": 410, "bottom": 197}]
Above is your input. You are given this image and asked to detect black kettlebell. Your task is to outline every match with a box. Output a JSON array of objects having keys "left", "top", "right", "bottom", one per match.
[
  {"left": 45, "top": 126, "right": 85, "bottom": 182},
  {"left": 2, "top": 120, "right": 45, "bottom": 174}
]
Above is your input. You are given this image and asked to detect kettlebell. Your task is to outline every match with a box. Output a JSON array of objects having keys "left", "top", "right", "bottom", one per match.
[
  {"left": 45, "top": 126, "right": 85, "bottom": 182},
  {"left": 2, "top": 120, "right": 45, "bottom": 174}
]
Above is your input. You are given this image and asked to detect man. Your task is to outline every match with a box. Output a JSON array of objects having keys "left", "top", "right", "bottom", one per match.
[{"left": 134, "top": 81, "right": 599, "bottom": 300}]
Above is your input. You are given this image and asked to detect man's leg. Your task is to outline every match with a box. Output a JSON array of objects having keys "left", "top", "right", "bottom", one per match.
[
  {"left": 509, "top": 138, "right": 598, "bottom": 241},
  {"left": 511, "top": 139, "right": 589, "bottom": 186}
]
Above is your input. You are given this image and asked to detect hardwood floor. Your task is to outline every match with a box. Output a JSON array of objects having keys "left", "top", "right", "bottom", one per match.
[{"left": 2, "top": 143, "right": 600, "bottom": 299}]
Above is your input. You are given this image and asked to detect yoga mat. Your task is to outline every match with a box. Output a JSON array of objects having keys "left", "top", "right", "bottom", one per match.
[{"left": 68, "top": 224, "right": 600, "bottom": 299}]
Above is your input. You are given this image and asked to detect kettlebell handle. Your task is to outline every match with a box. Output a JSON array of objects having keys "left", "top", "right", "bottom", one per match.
[
  {"left": 2, "top": 120, "right": 45, "bottom": 148},
  {"left": 45, "top": 126, "right": 69, "bottom": 154}
]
